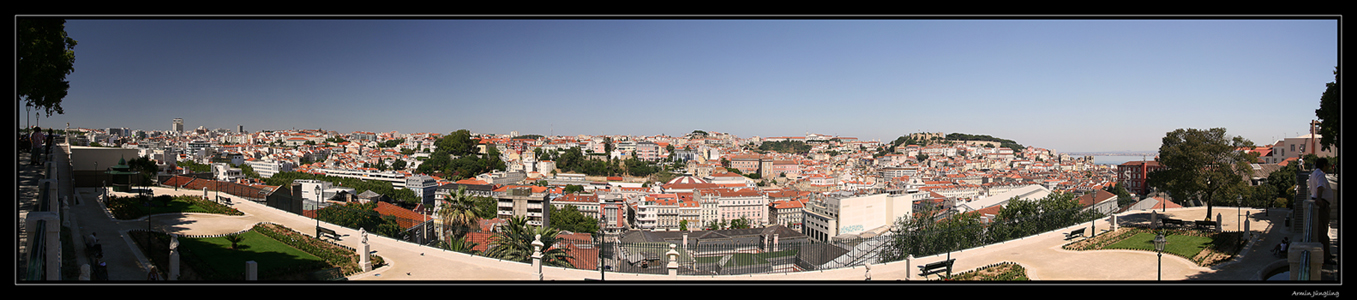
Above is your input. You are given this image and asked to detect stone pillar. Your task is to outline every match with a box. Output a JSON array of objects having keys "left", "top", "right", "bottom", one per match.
[
  {"left": 169, "top": 235, "right": 180, "bottom": 281},
  {"left": 905, "top": 254, "right": 914, "bottom": 281},
  {"left": 361, "top": 243, "right": 372, "bottom": 272},
  {"left": 1110, "top": 214, "right": 1118, "bottom": 231},
  {"left": 666, "top": 244, "right": 679, "bottom": 278},
  {"left": 26, "top": 211, "right": 62, "bottom": 280},
  {"left": 1242, "top": 217, "right": 1251, "bottom": 239},
  {"left": 203, "top": 187, "right": 208, "bottom": 201},
  {"left": 1288, "top": 242, "right": 1324, "bottom": 281},
  {"left": 360, "top": 229, "right": 372, "bottom": 272},
  {"left": 531, "top": 234, "right": 544, "bottom": 281},
  {"left": 1151, "top": 211, "right": 1159, "bottom": 229},
  {"left": 245, "top": 261, "right": 257, "bottom": 281}
]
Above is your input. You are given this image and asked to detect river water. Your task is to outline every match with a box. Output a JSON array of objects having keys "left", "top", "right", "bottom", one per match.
[{"left": 1092, "top": 155, "right": 1154, "bottom": 166}]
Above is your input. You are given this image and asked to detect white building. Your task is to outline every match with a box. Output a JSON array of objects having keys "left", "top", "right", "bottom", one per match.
[
  {"left": 955, "top": 184, "right": 1051, "bottom": 214},
  {"left": 802, "top": 192, "right": 918, "bottom": 243},
  {"left": 243, "top": 159, "right": 295, "bottom": 179}
]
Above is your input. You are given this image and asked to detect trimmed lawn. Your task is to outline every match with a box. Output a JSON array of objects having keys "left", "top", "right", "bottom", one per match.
[
  {"left": 1106, "top": 232, "right": 1212, "bottom": 260},
  {"left": 180, "top": 231, "right": 326, "bottom": 280}
]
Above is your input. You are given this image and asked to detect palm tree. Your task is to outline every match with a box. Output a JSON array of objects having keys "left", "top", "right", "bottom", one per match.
[
  {"left": 484, "top": 216, "right": 574, "bottom": 268},
  {"left": 224, "top": 233, "right": 245, "bottom": 250},
  {"left": 443, "top": 235, "right": 480, "bottom": 255},
  {"left": 438, "top": 186, "right": 481, "bottom": 242}
]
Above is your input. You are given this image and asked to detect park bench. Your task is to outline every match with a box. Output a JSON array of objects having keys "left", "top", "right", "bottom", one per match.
[
  {"left": 1064, "top": 227, "right": 1087, "bottom": 240},
  {"left": 1161, "top": 218, "right": 1185, "bottom": 228},
  {"left": 317, "top": 226, "right": 341, "bottom": 240},
  {"left": 1194, "top": 220, "right": 1218, "bottom": 231},
  {"left": 918, "top": 259, "right": 955, "bottom": 279},
  {"left": 217, "top": 196, "right": 232, "bottom": 205}
]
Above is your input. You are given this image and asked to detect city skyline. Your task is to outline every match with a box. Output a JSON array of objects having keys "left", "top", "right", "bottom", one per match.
[{"left": 26, "top": 18, "right": 1338, "bottom": 153}]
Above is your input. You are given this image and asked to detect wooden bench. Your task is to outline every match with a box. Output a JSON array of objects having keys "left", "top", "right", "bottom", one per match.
[
  {"left": 317, "top": 226, "right": 341, "bottom": 240},
  {"left": 1064, "top": 227, "right": 1086, "bottom": 240},
  {"left": 918, "top": 259, "right": 955, "bottom": 278},
  {"left": 1161, "top": 218, "right": 1185, "bottom": 228},
  {"left": 1194, "top": 220, "right": 1218, "bottom": 231},
  {"left": 217, "top": 196, "right": 232, "bottom": 205}
]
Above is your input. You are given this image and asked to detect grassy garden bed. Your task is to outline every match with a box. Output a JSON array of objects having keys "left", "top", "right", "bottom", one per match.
[
  {"left": 107, "top": 195, "right": 242, "bottom": 220},
  {"left": 129, "top": 223, "right": 385, "bottom": 281},
  {"left": 948, "top": 262, "right": 1029, "bottom": 281},
  {"left": 1063, "top": 227, "right": 1242, "bottom": 267}
]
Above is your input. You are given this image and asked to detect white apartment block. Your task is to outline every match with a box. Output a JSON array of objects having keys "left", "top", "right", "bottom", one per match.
[
  {"left": 802, "top": 192, "right": 918, "bottom": 243},
  {"left": 244, "top": 159, "right": 294, "bottom": 178}
]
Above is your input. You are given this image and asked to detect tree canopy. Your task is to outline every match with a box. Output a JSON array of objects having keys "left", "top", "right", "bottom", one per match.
[
  {"left": 17, "top": 18, "right": 77, "bottom": 117},
  {"left": 316, "top": 202, "right": 404, "bottom": 238},
  {"left": 1146, "top": 128, "right": 1255, "bottom": 220},
  {"left": 758, "top": 140, "right": 812, "bottom": 154},
  {"left": 547, "top": 204, "right": 599, "bottom": 236},
  {"left": 417, "top": 129, "right": 505, "bottom": 180},
  {"left": 1315, "top": 66, "right": 1339, "bottom": 152}
]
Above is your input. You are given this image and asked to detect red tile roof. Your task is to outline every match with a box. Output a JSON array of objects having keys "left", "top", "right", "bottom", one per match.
[{"left": 374, "top": 201, "right": 427, "bottom": 229}]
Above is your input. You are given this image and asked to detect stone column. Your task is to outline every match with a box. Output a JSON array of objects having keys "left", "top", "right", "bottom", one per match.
[
  {"left": 531, "top": 234, "right": 544, "bottom": 281},
  {"left": 905, "top": 254, "right": 914, "bottom": 281},
  {"left": 360, "top": 229, "right": 371, "bottom": 272},
  {"left": 1288, "top": 242, "right": 1324, "bottom": 281},
  {"left": 245, "top": 261, "right": 257, "bottom": 281},
  {"left": 169, "top": 235, "right": 180, "bottom": 281},
  {"left": 1151, "top": 211, "right": 1159, "bottom": 229},
  {"left": 1110, "top": 214, "right": 1118, "bottom": 231},
  {"left": 666, "top": 244, "right": 679, "bottom": 278}
]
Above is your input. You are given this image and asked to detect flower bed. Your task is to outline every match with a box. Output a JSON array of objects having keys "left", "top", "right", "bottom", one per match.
[
  {"left": 251, "top": 223, "right": 385, "bottom": 276},
  {"left": 948, "top": 262, "right": 1028, "bottom": 281}
]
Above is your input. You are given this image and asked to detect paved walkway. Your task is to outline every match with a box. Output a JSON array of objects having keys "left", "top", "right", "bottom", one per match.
[{"left": 26, "top": 144, "right": 1339, "bottom": 281}]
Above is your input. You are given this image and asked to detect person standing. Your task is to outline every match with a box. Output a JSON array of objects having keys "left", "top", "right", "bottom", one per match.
[
  {"left": 29, "top": 127, "right": 45, "bottom": 166},
  {"left": 1308, "top": 157, "right": 1335, "bottom": 264}
]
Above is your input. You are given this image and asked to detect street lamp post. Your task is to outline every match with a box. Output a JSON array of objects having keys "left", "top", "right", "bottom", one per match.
[{"left": 1154, "top": 232, "right": 1167, "bottom": 281}]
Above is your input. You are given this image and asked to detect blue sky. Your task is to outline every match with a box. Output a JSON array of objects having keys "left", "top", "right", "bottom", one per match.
[{"left": 30, "top": 18, "right": 1337, "bottom": 153}]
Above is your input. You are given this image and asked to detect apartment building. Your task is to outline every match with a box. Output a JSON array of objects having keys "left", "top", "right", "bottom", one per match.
[
  {"left": 494, "top": 185, "right": 552, "bottom": 227},
  {"left": 1117, "top": 160, "right": 1164, "bottom": 196}
]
